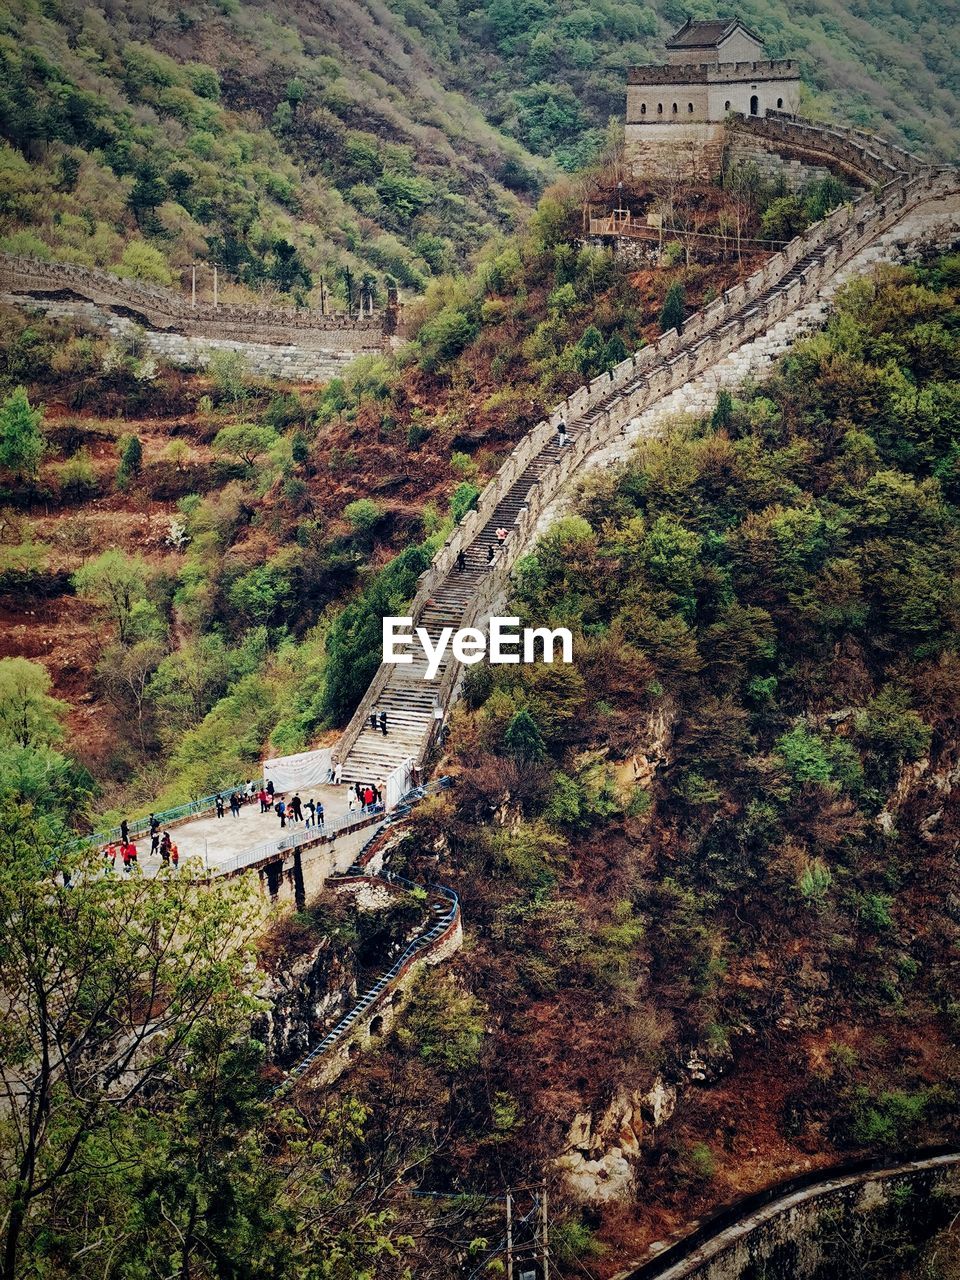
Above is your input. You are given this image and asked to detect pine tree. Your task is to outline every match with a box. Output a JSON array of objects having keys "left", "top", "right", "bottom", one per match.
[
  {"left": 712, "top": 389, "right": 733, "bottom": 429},
  {"left": 503, "top": 707, "right": 546, "bottom": 763},
  {"left": 117, "top": 434, "right": 143, "bottom": 486},
  {"left": 0, "top": 387, "right": 44, "bottom": 481},
  {"left": 659, "top": 281, "right": 686, "bottom": 334}
]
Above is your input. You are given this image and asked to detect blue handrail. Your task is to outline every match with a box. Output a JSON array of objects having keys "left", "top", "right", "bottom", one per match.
[{"left": 88, "top": 780, "right": 253, "bottom": 847}]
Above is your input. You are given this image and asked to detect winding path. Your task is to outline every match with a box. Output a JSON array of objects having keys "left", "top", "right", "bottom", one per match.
[{"left": 334, "top": 113, "right": 960, "bottom": 783}]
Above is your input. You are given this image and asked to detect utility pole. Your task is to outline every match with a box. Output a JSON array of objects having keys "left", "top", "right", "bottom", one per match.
[
  {"left": 213, "top": 264, "right": 219, "bottom": 309},
  {"left": 503, "top": 1182, "right": 549, "bottom": 1279},
  {"left": 191, "top": 263, "right": 196, "bottom": 308},
  {"left": 505, "top": 1189, "right": 514, "bottom": 1280}
]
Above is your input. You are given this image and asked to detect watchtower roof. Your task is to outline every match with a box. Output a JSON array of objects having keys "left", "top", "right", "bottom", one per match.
[{"left": 666, "top": 17, "right": 763, "bottom": 49}]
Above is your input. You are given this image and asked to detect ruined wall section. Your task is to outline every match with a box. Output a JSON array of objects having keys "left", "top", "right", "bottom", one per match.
[{"left": 0, "top": 252, "right": 386, "bottom": 381}]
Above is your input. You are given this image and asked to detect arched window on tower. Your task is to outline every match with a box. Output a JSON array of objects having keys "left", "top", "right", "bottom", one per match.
[
  {"left": 657, "top": 102, "right": 663, "bottom": 115},
  {"left": 641, "top": 102, "right": 647, "bottom": 115},
  {"left": 688, "top": 102, "right": 694, "bottom": 113},
  {"left": 777, "top": 97, "right": 783, "bottom": 109},
  {"left": 750, "top": 94, "right": 759, "bottom": 115},
  {"left": 672, "top": 102, "right": 678, "bottom": 114},
  {"left": 724, "top": 100, "right": 731, "bottom": 111}
]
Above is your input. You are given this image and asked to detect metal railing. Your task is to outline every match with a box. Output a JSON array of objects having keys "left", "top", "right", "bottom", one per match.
[
  {"left": 281, "top": 876, "right": 460, "bottom": 1089},
  {"left": 215, "top": 804, "right": 386, "bottom": 876},
  {"left": 273, "top": 778, "right": 456, "bottom": 1091},
  {"left": 88, "top": 781, "right": 252, "bottom": 848}
]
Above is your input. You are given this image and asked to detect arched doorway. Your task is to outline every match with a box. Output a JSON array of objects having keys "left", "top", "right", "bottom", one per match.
[{"left": 750, "top": 94, "right": 759, "bottom": 115}]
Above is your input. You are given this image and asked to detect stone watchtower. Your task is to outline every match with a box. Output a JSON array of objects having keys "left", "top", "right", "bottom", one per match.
[{"left": 625, "top": 18, "right": 801, "bottom": 178}]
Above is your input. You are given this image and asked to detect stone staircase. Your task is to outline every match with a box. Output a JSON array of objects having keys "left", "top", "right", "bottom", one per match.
[
  {"left": 339, "top": 433, "right": 571, "bottom": 785},
  {"left": 338, "top": 247, "right": 833, "bottom": 787}
]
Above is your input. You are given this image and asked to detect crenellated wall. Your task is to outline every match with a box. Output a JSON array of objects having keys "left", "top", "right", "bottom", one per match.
[
  {"left": 615, "top": 1153, "right": 960, "bottom": 1280},
  {"left": 0, "top": 251, "right": 387, "bottom": 365},
  {"left": 336, "top": 115, "right": 959, "bottom": 771}
]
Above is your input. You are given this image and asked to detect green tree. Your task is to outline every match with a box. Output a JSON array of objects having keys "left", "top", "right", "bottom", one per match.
[
  {"left": 117, "top": 433, "right": 143, "bottom": 486},
  {"left": 659, "top": 281, "right": 686, "bottom": 334},
  {"left": 73, "top": 549, "right": 152, "bottom": 644},
  {"left": 503, "top": 707, "right": 546, "bottom": 762},
  {"left": 208, "top": 349, "right": 248, "bottom": 410},
  {"left": 343, "top": 498, "right": 383, "bottom": 534},
  {"left": 0, "top": 387, "right": 44, "bottom": 481},
  {"left": 0, "top": 803, "right": 263, "bottom": 1280},
  {"left": 212, "top": 423, "right": 280, "bottom": 468},
  {"left": 0, "top": 658, "right": 67, "bottom": 748},
  {"left": 114, "top": 241, "right": 173, "bottom": 284}
]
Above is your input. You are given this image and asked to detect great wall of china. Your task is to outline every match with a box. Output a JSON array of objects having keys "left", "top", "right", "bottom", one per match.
[
  {"left": 32, "top": 109, "right": 960, "bottom": 1098},
  {"left": 331, "top": 111, "right": 960, "bottom": 784},
  {"left": 0, "top": 252, "right": 389, "bottom": 381}
]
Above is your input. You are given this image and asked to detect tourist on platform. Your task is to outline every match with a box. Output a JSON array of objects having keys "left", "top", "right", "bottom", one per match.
[
  {"left": 333, "top": 760, "right": 343, "bottom": 785},
  {"left": 379, "top": 710, "right": 388, "bottom": 736},
  {"left": 246, "top": 779, "right": 256, "bottom": 799},
  {"left": 362, "top": 785, "right": 374, "bottom": 810},
  {"left": 456, "top": 549, "right": 466, "bottom": 572},
  {"left": 149, "top": 814, "right": 160, "bottom": 856},
  {"left": 120, "top": 818, "right": 129, "bottom": 844},
  {"left": 347, "top": 789, "right": 357, "bottom": 814},
  {"left": 316, "top": 800, "right": 324, "bottom": 828},
  {"left": 266, "top": 779, "right": 275, "bottom": 800},
  {"left": 369, "top": 711, "right": 378, "bottom": 731},
  {"left": 104, "top": 843, "right": 117, "bottom": 873},
  {"left": 354, "top": 782, "right": 363, "bottom": 804},
  {"left": 160, "top": 832, "right": 171, "bottom": 864},
  {"left": 486, "top": 543, "right": 496, "bottom": 565},
  {"left": 291, "top": 793, "right": 303, "bottom": 823},
  {"left": 123, "top": 841, "right": 138, "bottom": 872},
  {"left": 275, "top": 798, "right": 287, "bottom": 829},
  {"left": 495, "top": 526, "right": 508, "bottom": 545},
  {"left": 215, "top": 793, "right": 225, "bottom": 819},
  {"left": 557, "top": 419, "right": 568, "bottom": 448},
  {"left": 259, "top": 787, "right": 269, "bottom": 813},
  {"left": 305, "top": 798, "right": 316, "bottom": 828},
  {"left": 170, "top": 842, "right": 179, "bottom": 869},
  {"left": 230, "top": 792, "right": 242, "bottom": 819}
]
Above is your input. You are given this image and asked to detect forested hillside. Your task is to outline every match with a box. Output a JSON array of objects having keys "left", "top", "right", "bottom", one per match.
[
  {"left": 391, "top": 0, "right": 960, "bottom": 167},
  {"left": 0, "top": 0, "right": 547, "bottom": 305},
  {"left": 2, "top": 253, "right": 959, "bottom": 1280},
  {"left": 0, "top": 0, "right": 958, "bottom": 313}
]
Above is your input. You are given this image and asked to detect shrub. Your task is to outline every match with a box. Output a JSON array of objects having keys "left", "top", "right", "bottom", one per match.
[
  {"left": 114, "top": 241, "right": 173, "bottom": 285},
  {"left": 57, "top": 450, "right": 98, "bottom": 500},
  {"left": 450, "top": 481, "right": 479, "bottom": 523},
  {"left": 343, "top": 498, "right": 382, "bottom": 534}
]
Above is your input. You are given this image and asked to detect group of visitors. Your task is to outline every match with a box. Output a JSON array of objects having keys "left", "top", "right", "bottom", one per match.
[
  {"left": 368, "top": 709, "right": 389, "bottom": 735},
  {"left": 273, "top": 792, "right": 325, "bottom": 830},
  {"left": 215, "top": 789, "right": 249, "bottom": 818},
  {"left": 347, "top": 781, "right": 384, "bottom": 813},
  {"left": 103, "top": 812, "right": 179, "bottom": 874}
]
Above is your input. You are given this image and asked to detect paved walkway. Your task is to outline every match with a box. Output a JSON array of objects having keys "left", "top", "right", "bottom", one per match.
[{"left": 121, "top": 780, "right": 365, "bottom": 874}]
